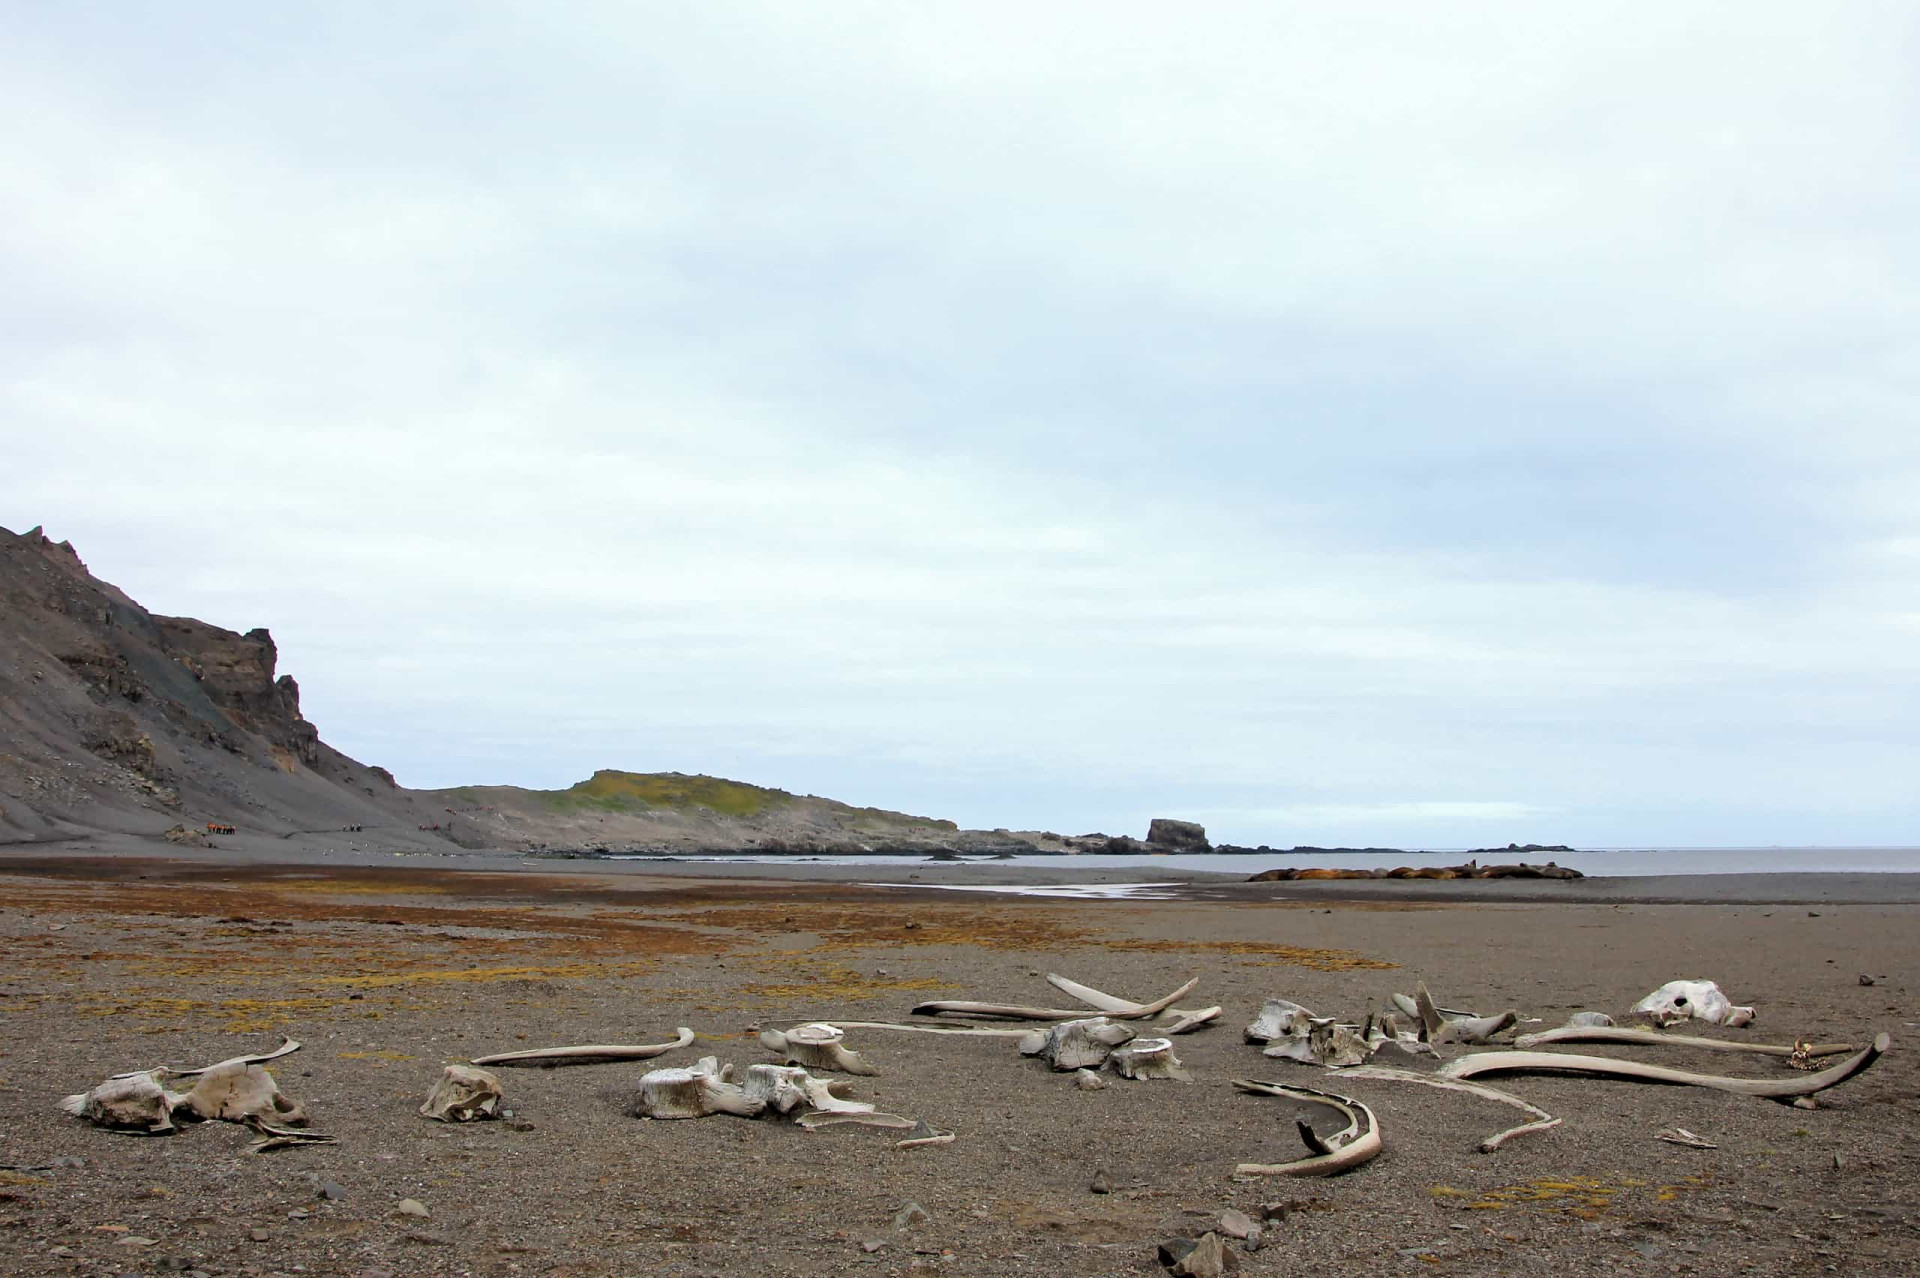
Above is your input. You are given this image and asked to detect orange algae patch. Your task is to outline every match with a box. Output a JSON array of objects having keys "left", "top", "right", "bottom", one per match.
[
  {"left": 740, "top": 966, "right": 957, "bottom": 1003},
  {"left": 318, "top": 964, "right": 616, "bottom": 989},
  {"left": 652, "top": 903, "right": 1100, "bottom": 953}
]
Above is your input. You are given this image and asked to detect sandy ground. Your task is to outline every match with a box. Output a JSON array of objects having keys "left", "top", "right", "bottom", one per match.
[{"left": 0, "top": 845, "right": 1915, "bottom": 1277}]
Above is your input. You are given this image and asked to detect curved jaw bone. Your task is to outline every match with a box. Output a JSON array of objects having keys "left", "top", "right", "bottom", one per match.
[
  {"left": 1336, "top": 1065, "right": 1560, "bottom": 1152},
  {"left": 914, "top": 975, "right": 1198, "bottom": 1022},
  {"left": 1231, "top": 1080, "right": 1382, "bottom": 1177},
  {"left": 1156, "top": 1006, "right": 1222, "bottom": 1035},
  {"left": 1514, "top": 1026, "right": 1860, "bottom": 1057},
  {"left": 759, "top": 1023, "right": 879, "bottom": 1075},
  {"left": 473, "top": 1027, "right": 696, "bottom": 1068},
  {"left": 1440, "top": 1032, "right": 1891, "bottom": 1100},
  {"left": 420, "top": 1065, "right": 505, "bottom": 1122},
  {"left": 1629, "top": 980, "right": 1756, "bottom": 1028}
]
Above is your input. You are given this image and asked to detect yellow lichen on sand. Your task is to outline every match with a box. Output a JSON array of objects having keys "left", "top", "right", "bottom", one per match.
[
  {"left": 1111, "top": 939, "right": 1399, "bottom": 971},
  {"left": 1452, "top": 1172, "right": 1702, "bottom": 1218}
]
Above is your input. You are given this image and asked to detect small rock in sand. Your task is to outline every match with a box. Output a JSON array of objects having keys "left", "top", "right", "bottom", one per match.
[{"left": 1218, "top": 1208, "right": 1254, "bottom": 1239}]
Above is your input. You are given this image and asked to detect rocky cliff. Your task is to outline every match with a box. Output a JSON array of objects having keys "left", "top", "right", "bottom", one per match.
[
  {"left": 0, "top": 524, "right": 449, "bottom": 844},
  {"left": 0, "top": 524, "right": 1029, "bottom": 855}
]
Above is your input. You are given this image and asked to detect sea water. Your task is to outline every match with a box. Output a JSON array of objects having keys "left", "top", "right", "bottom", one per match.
[{"left": 612, "top": 846, "right": 1920, "bottom": 877}]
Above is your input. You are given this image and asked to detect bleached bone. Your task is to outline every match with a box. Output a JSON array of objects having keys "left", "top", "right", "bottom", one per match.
[
  {"left": 1514, "top": 1026, "right": 1860, "bottom": 1057},
  {"left": 1335, "top": 1065, "right": 1560, "bottom": 1152},
  {"left": 473, "top": 1027, "right": 695, "bottom": 1067},
  {"left": 111, "top": 1037, "right": 302, "bottom": 1082},
  {"left": 1263, "top": 1017, "right": 1367, "bottom": 1068},
  {"left": 754, "top": 1066, "right": 921, "bottom": 1127},
  {"left": 896, "top": 1120, "right": 956, "bottom": 1148},
  {"left": 824, "top": 1021, "right": 1033, "bottom": 1039},
  {"left": 59, "top": 1071, "right": 184, "bottom": 1134},
  {"left": 913, "top": 976, "right": 1197, "bottom": 1021},
  {"left": 1565, "top": 1012, "right": 1615, "bottom": 1028},
  {"left": 244, "top": 1114, "right": 337, "bottom": 1153},
  {"left": 1020, "top": 1017, "right": 1136, "bottom": 1070},
  {"left": 1246, "top": 998, "right": 1317, "bottom": 1043},
  {"left": 1110, "top": 1037, "right": 1190, "bottom": 1081},
  {"left": 419, "top": 1064, "right": 503, "bottom": 1122},
  {"left": 739, "top": 1063, "right": 867, "bottom": 1117},
  {"left": 1230, "top": 1080, "right": 1382, "bottom": 1177},
  {"left": 180, "top": 1061, "right": 308, "bottom": 1126},
  {"left": 634, "top": 1056, "right": 760, "bottom": 1119},
  {"left": 1157, "top": 1006, "right": 1222, "bottom": 1035},
  {"left": 1046, "top": 973, "right": 1198, "bottom": 1019},
  {"left": 1414, "top": 983, "right": 1517, "bottom": 1045},
  {"left": 1629, "top": 980, "right": 1755, "bottom": 1028},
  {"left": 758, "top": 1023, "right": 878, "bottom": 1075},
  {"left": 1439, "top": 1032, "right": 1891, "bottom": 1099},
  {"left": 795, "top": 1109, "right": 919, "bottom": 1131},
  {"left": 1392, "top": 992, "right": 1477, "bottom": 1021},
  {"left": 738, "top": 1063, "right": 817, "bottom": 1115},
  {"left": 1362, "top": 1011, "right": 1438, "bottom": 1062}
]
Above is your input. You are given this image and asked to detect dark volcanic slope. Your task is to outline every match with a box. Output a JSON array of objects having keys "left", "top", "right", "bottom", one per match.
[
  {"left": 0, "top": 525, "right": 1027, "bottom": 855},
  {"left": 0, "top": 524, "right": 439, "bottom": 843}
]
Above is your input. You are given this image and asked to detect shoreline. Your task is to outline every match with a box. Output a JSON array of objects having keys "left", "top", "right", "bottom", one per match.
[{"left": 5, "top": 832, "right": 1920, "bottom": 905}]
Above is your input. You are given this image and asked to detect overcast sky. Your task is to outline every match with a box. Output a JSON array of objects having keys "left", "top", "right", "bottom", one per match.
[{"left": 5, "top": 4, "right": 1918, "bottom": 847}]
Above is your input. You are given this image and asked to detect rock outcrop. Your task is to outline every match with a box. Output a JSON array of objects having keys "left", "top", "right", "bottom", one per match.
[{"left": 1146, "top": 818, "right": 1210, "bottom": 851}]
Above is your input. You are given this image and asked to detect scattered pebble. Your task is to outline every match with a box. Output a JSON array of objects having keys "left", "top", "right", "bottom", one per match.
[{"left": 1074, "top": 1068, "right": 1109, "bottom": 1091}]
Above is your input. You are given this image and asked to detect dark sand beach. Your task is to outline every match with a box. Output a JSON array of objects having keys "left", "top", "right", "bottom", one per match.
[{"left": 0, "top": 842, "right": 1914, "bottom": 1276}]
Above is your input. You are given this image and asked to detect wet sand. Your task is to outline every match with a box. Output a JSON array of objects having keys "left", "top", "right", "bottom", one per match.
[{"left": 0, "top": 844, "right": 1914, "bottom": 1275}]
